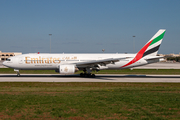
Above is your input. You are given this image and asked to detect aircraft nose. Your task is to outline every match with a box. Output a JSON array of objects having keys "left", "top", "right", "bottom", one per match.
[
  {"left": 2, "top": 61, "right": 9, "bottom": 67},
  {"left": 3, "top": 61, "right": 7, "bottom": 66},
  {"left": 2, "top": 58, "right": 13, "bottom": 68}
]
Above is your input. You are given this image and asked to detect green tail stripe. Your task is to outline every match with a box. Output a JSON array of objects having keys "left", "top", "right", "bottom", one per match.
[{"left": 150, "top": 31, "right": 166, "bottom": 46}]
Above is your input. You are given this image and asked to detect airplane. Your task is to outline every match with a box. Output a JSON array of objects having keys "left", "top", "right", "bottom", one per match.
[{"left": 3, "top": 29, "right": 166, "bottom": 77}]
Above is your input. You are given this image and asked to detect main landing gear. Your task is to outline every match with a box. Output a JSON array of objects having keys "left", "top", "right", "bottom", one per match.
[
  {"left": 80, "top": 68, "right": 96, "bottom": 78},
  {"left": 80, "top": 73, "right": 95, "bottom": 78},
  {"left": 14, "top": 69, "right": 20, "bottom": 77}
]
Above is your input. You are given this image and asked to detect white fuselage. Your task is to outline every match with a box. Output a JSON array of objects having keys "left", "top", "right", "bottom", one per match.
[{"left": 3, "top": 53, "right": 155, "bottom": 70}]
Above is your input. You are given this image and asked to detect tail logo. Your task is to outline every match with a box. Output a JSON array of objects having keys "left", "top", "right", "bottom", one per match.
[
  {"left": 121, "top": 40, "right": 153, "bottom": 68},
  {"left": 121, "top": 30, "right": 166, "bottom": 68}
]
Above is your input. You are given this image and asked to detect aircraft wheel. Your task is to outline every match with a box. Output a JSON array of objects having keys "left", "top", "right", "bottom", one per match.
[
  {"left": 84, "top": 74, "right": 88, "bottom": 77},
  {"left": 17, "top": 73, "right": 20, "bottom": 77},
  {"left": 80, "top": 73, "right": 95, "bottom": 78},
  {"left": 87, "top": 74, "right": 91, "bottom": 78},
  {"left": 91, "top": 74, "right": 95, "bottom": 78},
  {"left": 80, "top": 73, "right": 83, "bottom": 77},
  {"left": 80, "top": 73, "right": 86, "bottom": 77}
]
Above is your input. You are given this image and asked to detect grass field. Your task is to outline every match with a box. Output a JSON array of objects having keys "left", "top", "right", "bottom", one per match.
[
  {"left": 0, "top": 82, "right": 180, "bottom": 119},
  {"left": 1, "top": 68, "right": 180, "bottom": 75}
]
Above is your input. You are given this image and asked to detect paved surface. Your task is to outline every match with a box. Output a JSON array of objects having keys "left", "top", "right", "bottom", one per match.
[
  {"left": 135, "top": 62, "right": 180, "bottom": 69},
  {"left": 0, "top": 74, "right": 180, "bottom": 83}
]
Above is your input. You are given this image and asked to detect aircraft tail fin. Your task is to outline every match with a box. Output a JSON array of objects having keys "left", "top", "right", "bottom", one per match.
[
  {"left": 138, "top": 29, "right": 166, "bottom": 57},
  {"left": 121, "top": 29, "right": 166, "bottom": 68}
]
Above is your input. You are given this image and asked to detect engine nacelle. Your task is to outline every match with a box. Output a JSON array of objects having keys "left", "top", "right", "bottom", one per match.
[{"left": 58, "top": 64, "right": 76, "bottom": 74}]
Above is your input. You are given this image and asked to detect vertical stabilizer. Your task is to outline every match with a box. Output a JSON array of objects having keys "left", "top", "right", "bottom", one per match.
[
  {"left": 121, "top": 29, "right": 166, "bottom": 68},
  {"left": 142, "top": 29, "right": 166, "bottom": 57}
]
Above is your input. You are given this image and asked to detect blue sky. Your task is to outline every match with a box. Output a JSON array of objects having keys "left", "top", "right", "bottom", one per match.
[{"left": 0, "top": 0, "right": 180, "bottom": 54}]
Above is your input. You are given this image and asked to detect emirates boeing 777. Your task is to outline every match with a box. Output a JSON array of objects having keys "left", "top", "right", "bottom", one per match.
[{"left": 3, "top": 29, "right": 166, "bottom": 77}]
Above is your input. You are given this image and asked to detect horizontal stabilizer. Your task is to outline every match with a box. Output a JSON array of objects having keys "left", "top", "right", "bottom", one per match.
[{"left": 144, "top": 56, "right": 164, "bottom": 61}]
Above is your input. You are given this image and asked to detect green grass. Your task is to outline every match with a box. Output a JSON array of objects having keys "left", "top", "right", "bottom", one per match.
[
  {"left": 0, "top": 68, "right": 57, "bottom": 74},
  {"left": 1, "top": 68, "right": 180, "bottom": 75},
  {"left": 0, "top": 82, "right": 180, "bottom": 119}
]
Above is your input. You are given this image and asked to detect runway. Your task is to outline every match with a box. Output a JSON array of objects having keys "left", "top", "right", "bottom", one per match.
[
  {"left": 135, "top": 62, "right": 180, "bottom": 69},
  {"left": 0, "top": 74, "right": 180, "bottom": 83}
]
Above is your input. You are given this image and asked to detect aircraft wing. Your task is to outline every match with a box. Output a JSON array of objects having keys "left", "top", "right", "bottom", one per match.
[{"left": 76, "top": 57, "right": 129, "bottom": 67}]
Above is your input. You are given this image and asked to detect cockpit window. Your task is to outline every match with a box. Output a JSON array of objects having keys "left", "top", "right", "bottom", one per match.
[{"left": 6, "top": 59, "right": 11, "bottom": 61}]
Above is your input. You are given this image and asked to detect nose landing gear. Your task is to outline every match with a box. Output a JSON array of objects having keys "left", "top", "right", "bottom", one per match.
[
  {"left": 17, "top": 73, "right": 20, "bottom": 77},
  {"left": 14, "top": 69, "right": 20, "bottom": 77}
]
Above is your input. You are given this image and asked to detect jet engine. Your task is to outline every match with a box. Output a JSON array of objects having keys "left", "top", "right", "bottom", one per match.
[{"left": 57, "top": 64, "right": 78, "bottom": 74}]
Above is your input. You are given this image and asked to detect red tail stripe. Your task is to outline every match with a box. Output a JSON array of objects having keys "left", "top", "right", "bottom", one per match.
[{"left": 121, "top": 40, "right": 153, "bottom": 68}]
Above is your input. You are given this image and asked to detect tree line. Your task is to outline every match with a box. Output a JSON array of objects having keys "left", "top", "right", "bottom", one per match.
[{"left": 166, "top": 57, "right": 180, "bottom": 62}]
